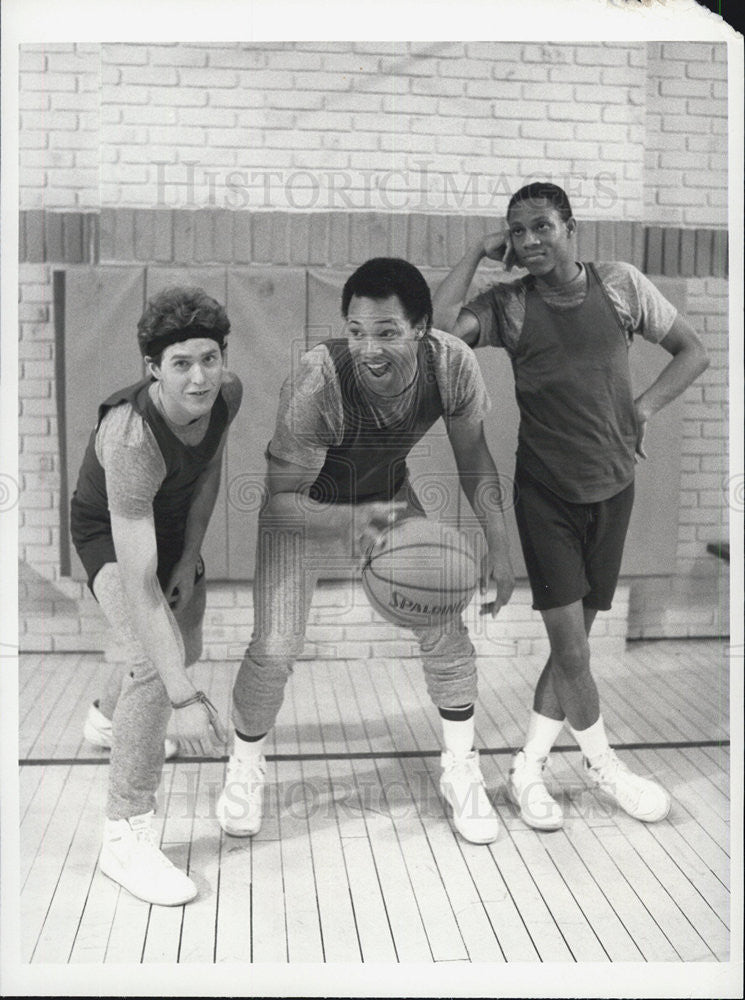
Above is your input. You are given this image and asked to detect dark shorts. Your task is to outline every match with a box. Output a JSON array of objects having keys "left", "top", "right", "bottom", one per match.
[{"left": 514, "top": 469, "right": 635, "bottom": 612}]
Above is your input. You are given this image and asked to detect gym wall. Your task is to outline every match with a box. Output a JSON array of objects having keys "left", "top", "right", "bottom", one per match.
[{"left": 17, "top": 41, "right": 730, "bottom": 652}]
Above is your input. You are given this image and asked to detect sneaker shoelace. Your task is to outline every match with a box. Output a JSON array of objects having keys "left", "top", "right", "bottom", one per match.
[
  {"left": 130, "top": 824, "right": 176, "bottom": 868},
  {"left": 227, "top": 757, "right": 266, "bottom": 790},
  {"left": 444, "top": 753, "right": 485, "bottom": 787},
  {"left": 590, "top": 750, "right": 626, "bottom": 782}
]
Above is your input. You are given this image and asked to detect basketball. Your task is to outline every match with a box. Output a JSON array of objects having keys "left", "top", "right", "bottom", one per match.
[{"left": 361, "top": 517, "right": 480, "bottom": 628}]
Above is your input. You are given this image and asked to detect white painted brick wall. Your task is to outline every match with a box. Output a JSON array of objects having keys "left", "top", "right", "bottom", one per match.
[
  {"left": 645, "top": 42, "right": 728, "bottom": 227},
  {"left": 21, "top": 40, "right": 728, "bottom": 224},
  {"left": 19, "top": 45, "right": 101, "bottom": 209},
  {"left": 19, "top": 41, "right": 654, "bottom": 217}
]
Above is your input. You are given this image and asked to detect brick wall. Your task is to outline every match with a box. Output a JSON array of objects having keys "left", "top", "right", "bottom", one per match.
[
  {"left": 19, "top": 44, "right": 101, "bottom": 209},
  {"left": 17, "top": 40, "right": 731, "bottom": 651},
  {"left": 645, "top": 42, "right": 728, "bottom": 227},
  {"left": 628, "top": 275, "right": 729, "bottom": 640},
  {"left": 19, "top": 40, "right": 657, "bottom": 218}
]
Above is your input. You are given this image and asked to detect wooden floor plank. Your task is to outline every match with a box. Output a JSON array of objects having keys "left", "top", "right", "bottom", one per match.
[
  {"left": 102, "top": 887, "right": 151, "bottom": 963},
  {"left": 326, "top": 663, "right": 435, "bottom": 961},
  {"left": 19, "top": 764, "right": 45, "bottom": 823},
  {"left": 342, "top": 837, "right": 398, "bottom": 962},
  {"left": 213, "top": 833, "right": 255, "bottom": 963},
  {"left": 239, "top": 760, "right": 288, "bottom": 963},
  {"left": 24, "top": 654, "right": 99, "bottom": 760},
  {"left": 68, "top": 864, "right": 120, "bottom": 964},
  {"left": 15, "top": 640, "right": 733, "bottom": 968},
  {"left": 488, "top": 830, "right": 574, "bottom": 962},
  {"left": 178, "top": 761, "right": 226, "bottom": 964},
  {"left": 381, "top": 669, "right": 543, "bottom": 962},
  {"left": 557, "top": 748, "right": 727, "bottom": 961},
  {"left": 575, "top": 826, "right": 715, "bottom": 961},
  {"left": 635, "top": 642, "right": 729, "bottom": 718},
  {"left": 677, "top": 745, "right": 730, "bottom": 801},
  {"left": 384, "top": 654, "right": 563, "bottom": 963},
  {"left": 18, "top": 654, "right": 49, "bottom": 724},
  {"left": 18, "top": 652, "right": 43, "bottom": 694},
  {"left": 621, "top": 654, "right": 726, "bottom": 741},
  {"left": 557, "top": 811, "right": 680, "bottom": 962},
  {"left": 22, "top": 765, "right": 100, "bottom": 961},
  {"left": 509, "top": 828, "right": 610, "bottom": 962},
  {"left": 20, "top": 764, "right": 73, "bottom": 888},
  {"left": 333, "top": 660, "right": 382, "bottom": 759},
  {"left": 396, "top": 754, "right": 507, "bottom": 963},
  {"left": 101, "top": 777, "right": 171, "bottom": 964},
  {"left": 635, "top": 746, "right": 729, "bottom": 832},
  {"left": 349, "top": 758, "right": 441, "bottom": 963},
  {"left": 301, "top": 757, "right": 364, "bottom": 963},
  {"left": 539, "top": 828, "right": 646, "bottom": 962},
  {"left": 308, "top": 662, "right": 431, "bottom": 961},
  {"left": 619, "top": 819, "right": 727, "bottom": 960},
  {"left": 306, "top": 661, "right": 349, "bottom": 756},
  {"left": 355, "top": 663, "right": 470, "bottom": 962},
  {"left": 29, "top": 766, "right": 107, "bottom": 964},
  {"left": 140, "top": 844, "right": 188, "bottom": 964},
  {"left": 276, "top": 758, "right": 325, "bottom": 963},
  {"left": 19, "top": 655, "right": 81, "bottom": 757}
]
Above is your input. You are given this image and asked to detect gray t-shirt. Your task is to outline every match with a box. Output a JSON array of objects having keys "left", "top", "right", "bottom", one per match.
[
  {"left": 269, "top": 329, "right": 490, "bottom": 474},
  {"left": 464, "top": 261, "right": 677, "bottom": 354},
  {"left": 95, "top": 371, "right": 242, "bottom": 519}
]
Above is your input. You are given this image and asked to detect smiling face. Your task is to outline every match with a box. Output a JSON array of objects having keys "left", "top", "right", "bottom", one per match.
[
  {"left": 148, "top": 337, "right": 224, "bottom": 424},
  {"left": 345, "top": 294, "right": 422, "bottom": 399},
  {"left": 507, "top": 198, "right": 578, "bottom": 286}
]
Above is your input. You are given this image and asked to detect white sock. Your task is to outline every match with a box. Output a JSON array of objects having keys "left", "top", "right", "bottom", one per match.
[
  {"left": 441, "top": 716, "right": 475, "bottom": 758},
  {"left": 569, "top": 715, "right": 610, "bottom": 765},
  {"left": 523, "top": 711, "right": 565, "bottom": 761},
  {"left": 233, "top": 732, "right": 267, "bottom": 762}
]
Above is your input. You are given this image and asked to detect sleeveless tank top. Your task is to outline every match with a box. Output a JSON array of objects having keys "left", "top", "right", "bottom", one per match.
[
  {"left": 513, "top": 263, "right": 638, "bottom": 503},
  {"left": 308, "top": 337, "right": 444, "bottom": 504},
  {"left": 70, "top": 379, "right": 228, "bottom": 589}
]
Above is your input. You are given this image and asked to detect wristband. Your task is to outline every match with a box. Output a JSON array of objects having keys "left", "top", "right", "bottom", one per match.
[{"left": 170, "top": 690, "right": 217, "bottom": 717}]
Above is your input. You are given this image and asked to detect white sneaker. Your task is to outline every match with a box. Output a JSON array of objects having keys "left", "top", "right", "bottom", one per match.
[
  {"left": 217, "top": 754, "right": 266, "bottom": 837},
  {"left": 584, "top": 749, "right": 672, "bottom": 822},
  {"left": 99, "top": 811, "right": 197, "bottom": 906},
  {"left": 439, "top": 749, "right": 500, "bottom": 844},
  {"left": 507, "top": 750, "right": 564, "bottom": 831},
  {"left": 84, "top": 701, "right": 179, "bottom": 759}
]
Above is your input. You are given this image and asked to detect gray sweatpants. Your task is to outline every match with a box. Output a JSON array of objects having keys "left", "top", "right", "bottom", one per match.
[
  {"left": 93, "top": 560, "right": 206, "bottom": 820},
  {"left": 232, "top": 488, "right": 478, "bottom": 738}
]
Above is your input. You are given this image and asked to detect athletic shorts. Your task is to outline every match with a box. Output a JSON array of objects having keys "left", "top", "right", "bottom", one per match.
[{"left": 514, "top": 468, "right": 635, "bottom": 612}]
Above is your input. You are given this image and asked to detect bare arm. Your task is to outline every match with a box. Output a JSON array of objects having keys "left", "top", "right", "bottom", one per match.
[
  {"left": 110, "top": 512, "right": 226, "bottom": 753},
  {"left": 634, "top": 313, "right": 710, "bottom": 460},
  {"left": 432, "top": 229, "right": 513, "bottom": 343},
  {"left": 263, "top": 456, "right": 406, "bottom": 559},
  {"left": 447, "top": 417, "right": 515, "bottom": 615}
]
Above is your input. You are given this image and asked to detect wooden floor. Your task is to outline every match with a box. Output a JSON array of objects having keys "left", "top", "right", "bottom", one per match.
[{"left": 17, "top": 640, "right": 731, "bottom": 965}]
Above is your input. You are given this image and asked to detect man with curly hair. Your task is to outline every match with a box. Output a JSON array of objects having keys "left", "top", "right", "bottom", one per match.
[{"left": 71, "top": 286, "right": 241, "bottom": 905}]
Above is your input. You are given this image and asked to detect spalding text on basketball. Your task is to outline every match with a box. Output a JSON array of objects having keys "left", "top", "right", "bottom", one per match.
[{"left": 389, "top": 591, "right": 469, "bottom": 617}]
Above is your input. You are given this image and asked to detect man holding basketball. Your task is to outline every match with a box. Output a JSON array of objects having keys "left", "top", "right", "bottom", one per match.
[
  {"left": 433, "top": 181, "right": 709, "bottom": 830},
  {"left": 70, "top": 286, "right": 239, "bottom": 904},
  {"left": 218, "top": 257, "right": 515, "bottom": 845}
]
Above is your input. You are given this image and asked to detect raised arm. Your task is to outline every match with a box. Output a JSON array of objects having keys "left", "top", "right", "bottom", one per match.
[
  {"left": 446, "top": 416, "right": 515, "bottom": 615},
  {"left": 432, "top": 228, "right": 512, "bottom": 344}
]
